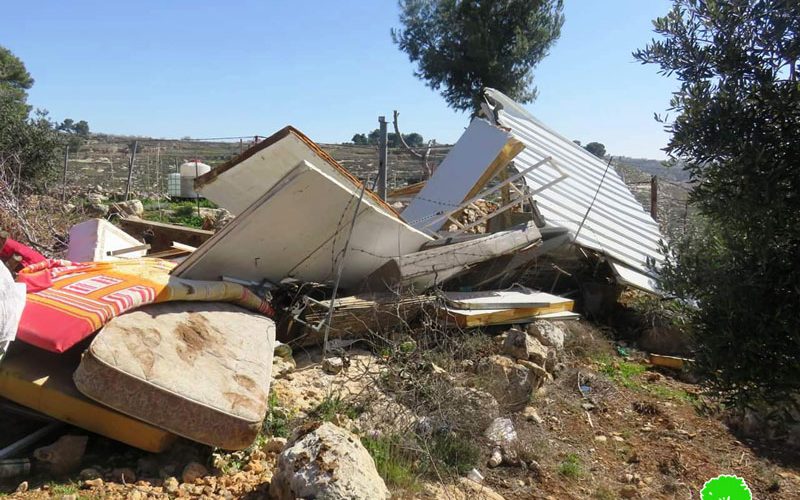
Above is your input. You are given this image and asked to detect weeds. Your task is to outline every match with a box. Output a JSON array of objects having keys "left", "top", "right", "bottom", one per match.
[
  {"left": 558, "top": 453, "right": 583, "bottom": 479},
  {"left": 310, "top": 393, "right": 362, "bottom": 422},
  {"left": 426, "top": 431, "right": 481, "bottom": 476},
  {"left": 262, "top": 392, "right": 292, "bottom": 438},
  {"left": 361, "top": 434, "right": 421, "bottom": 491}
]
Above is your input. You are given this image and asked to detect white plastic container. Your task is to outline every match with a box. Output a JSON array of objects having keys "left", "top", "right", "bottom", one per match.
[
  {"left": 179, "top": 160, "right": 211, "bottom": 198},
  {"left": 167, "top": 173, "right": 182, "bottom": 197}
]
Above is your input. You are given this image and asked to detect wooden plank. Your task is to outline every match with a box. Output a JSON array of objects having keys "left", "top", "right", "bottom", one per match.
[
  {"left": 442, "top": 297, "right": 574, "bottom": 328},
  {"left": 443, "top": 289, "right": 556, "bottom": 310},
  {"left": 106, "top": 243, "right": 150, "bottom": 257},
  {"left": 118, "top": 217, "right": 214, "bottom": 253}
]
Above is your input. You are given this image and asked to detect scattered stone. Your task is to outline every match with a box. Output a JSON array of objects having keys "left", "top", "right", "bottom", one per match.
[
  {"left": 517, "top": 359, "right": 548, "bottom": 383},
  {"left": 522, "top": 406, "right": 544, "bottom": 424},
  {"left": 527, "top": 321, "right": 566, "bottom": 350},
  {"left": 61, "top": 495, "right": 77, "bottom": 500},
  {"left": 322, "top": 356, "right": 345, "bottom": 374},
  {"left": 613, "top": 435, "right": 625, "bottom": 442},
  {"left": 271, "top": 422, "right": 389, "bottom": 500},
  {"left": 33, "top": 435, "right": 88, "bottom": 474},
  {"left": 645, "top": 371, "right": 663, "bottom": 382},
  {"left": 263, "top": 436, "right": 288, "bottom": 453},
  {"left": 82, "top": 478, "right": 104, "bottom": 489},
  {"left": 15, "top": 481, "right": 28, "bottom": 493},
  {"left": 485, "top": 417, "right": 517, "bottom": 446},
  {"left": 163, "top": 477, "right": 179, "bottom": 494},
  {"left": 594, "top": 435, "right": 608, "bottom": 443},
  {"left": 488, "top": 448, "right": 503, "bottom": 468},
  {"left": 273, "top": 355, "right": 296, "bottom": 378},
  {"left": 110, "top": 467, "right": 137, "bottom": 484},
  {"left": 620, "top": 485, "right": 639, "bottom": 498},
  {"left": 182, "top": 462, "right": 209, "bottom": 484},
  {"left": 581, "top": 402, "right": 596, "bottom": 411}
]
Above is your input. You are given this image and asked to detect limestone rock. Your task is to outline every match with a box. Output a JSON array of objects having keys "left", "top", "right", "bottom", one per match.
[
  {"left": 110, "top": 199, "right": 144, "bottom": 218},
  {"left": 181, "top": 462, "right": 209, "bottom": 484},
  {"left": 527, "top": 321, "right": 566, "bottom": 351},
  {"left": 15, "top": 481, "right": 28, "bottom": 493},
  {"left": 477, "top": 355, "right": 536, "bottom": 411},
  {"left": 503, "top": 328, "right": 548, "bottom": 366},
  {"left": 522, "top": 406, "right": 544, "bottom": 424},
  {"left": 270, "top": 422, "right": 389, "bottom": 500},
  {"left": 322, "top": 356, "right": 344, "bottom": 375},
  {"left": 163, "top": 477, "right": 179, "bottom": 494},
  {"left": 485, "top": 417, "right": 517, "bottom": 446}
]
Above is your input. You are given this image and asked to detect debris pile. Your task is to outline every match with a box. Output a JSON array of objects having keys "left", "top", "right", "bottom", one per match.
[{"left": 0, "top": 89, "right": 666, "bottom": 498}]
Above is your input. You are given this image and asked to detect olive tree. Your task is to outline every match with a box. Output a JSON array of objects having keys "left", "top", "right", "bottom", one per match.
[{"left": 635, "top": 0, "right": 800, "bottom": 410}]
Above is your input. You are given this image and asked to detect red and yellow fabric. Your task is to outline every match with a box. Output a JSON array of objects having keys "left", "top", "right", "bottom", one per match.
[{"left": 16, "top": 258, "right": 274, "bottom": 353}]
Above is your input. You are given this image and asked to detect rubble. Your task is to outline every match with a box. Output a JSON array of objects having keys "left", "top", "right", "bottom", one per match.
[{"left": 0, "top": 107, "right": 676, "bottom": 497}]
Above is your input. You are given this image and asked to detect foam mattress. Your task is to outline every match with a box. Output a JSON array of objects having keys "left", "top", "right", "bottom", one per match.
[{"left": 74, "top": 301, "right": 275, "bottom": 450}]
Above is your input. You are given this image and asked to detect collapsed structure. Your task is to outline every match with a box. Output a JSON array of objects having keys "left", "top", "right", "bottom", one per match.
[{"left": 0, "top": 90, "right": 663, "bottom": 458}]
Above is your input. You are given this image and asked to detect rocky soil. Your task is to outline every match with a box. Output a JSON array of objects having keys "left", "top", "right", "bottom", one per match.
[{"left": 2, "top": 319, "right": 799, "bottom": 499}]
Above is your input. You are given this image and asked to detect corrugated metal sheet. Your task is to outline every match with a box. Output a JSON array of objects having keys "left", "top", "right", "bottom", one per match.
[{"left": 483, "top": 88, "right": 664, "bottom": 277}]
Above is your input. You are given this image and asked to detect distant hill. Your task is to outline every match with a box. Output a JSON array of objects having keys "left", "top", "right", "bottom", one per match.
[{"left": 615, "top": 156, "right": 690, "bottom": 182}]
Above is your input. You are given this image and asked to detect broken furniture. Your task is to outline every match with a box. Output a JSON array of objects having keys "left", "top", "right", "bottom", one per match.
[
  {"left": 0, "top": 342, "right": 177, "bottom": 452},
  {"left": 73, "top": 301, "right": 275, "bottom": 450},
  {"left": 66, "top": 218, "right": 148, "bottom": 262},
  {"left": 175, "top": 159, "right": 432, "bottom": 290}
]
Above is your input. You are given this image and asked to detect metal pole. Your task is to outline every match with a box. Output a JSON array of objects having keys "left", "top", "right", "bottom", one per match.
[
  {"left": 124, "top": 141, "right": 138, "bottom": 201},
  {"left": 377, "top": 116, "right": 388, "bottom": 200},
  {"left": 650, "top": 175, "right": 658, "bottom": 221},
  {"left": 61, "top": 145, "right": 69, "bottom": 202}
]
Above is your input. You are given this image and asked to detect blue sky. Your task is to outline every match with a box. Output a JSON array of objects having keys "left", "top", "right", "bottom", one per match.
[{"left": 2, "top": 1, "right": 676, "bottom": 159}]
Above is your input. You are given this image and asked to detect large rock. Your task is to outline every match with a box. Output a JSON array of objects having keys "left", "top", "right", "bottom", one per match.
[
  {"left": 110, "top": 199, "right": 144, "bottom": 218},
  {"left": 270, "top": 422, "right": 389, "bottom": 500},
  {"left": 526, "top": 321, "right": 566, "bottom": 351},
  {"left": 503, "top": 328, "right": 548, "bottom": 366},
  {"left": 476, "top": 355, "right": 537, "bottom": 411},
  {"left": 484, "top": 417, "right": 517, "bottom": 446}
]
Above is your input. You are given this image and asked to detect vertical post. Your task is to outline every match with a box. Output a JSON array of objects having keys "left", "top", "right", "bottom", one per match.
[
  {"left": 239, "top": 138, "right": 243, "bottom": 154},
  {"left": 377, "top": 116, "right": 388, "bottom": 200},
  {"left": 650, "top": 175, "right": 658, "bottom": 221},
  {"left": 195, "top": 160, "right": 201, "bottom": 217},
  {"left": 61, "top": 145, "right": 69, "bottom": 202},
  {"left": 124, "top": 141, "right": 138, "bottom": 201}
]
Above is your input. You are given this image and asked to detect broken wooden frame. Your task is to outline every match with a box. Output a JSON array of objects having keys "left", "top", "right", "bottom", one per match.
[{"left": 416, "top": 156, "right": 568, "bottom": 237}]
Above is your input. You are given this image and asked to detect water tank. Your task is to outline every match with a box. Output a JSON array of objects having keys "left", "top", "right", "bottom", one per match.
[
  {"left": 167, "top": 173, "right": 182, "bottom": 197},
  {"left": 179, "top": 160, "right": 211, "bottom": 198}
]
